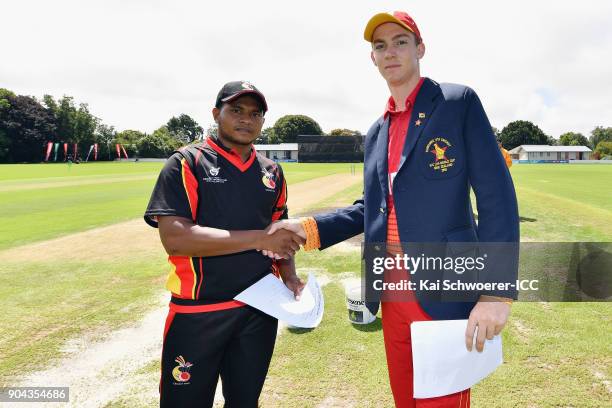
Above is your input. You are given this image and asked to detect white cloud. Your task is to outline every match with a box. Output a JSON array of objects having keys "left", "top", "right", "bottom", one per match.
[{"left": 2, "top": 0, "right": 611, "bottom": 137}]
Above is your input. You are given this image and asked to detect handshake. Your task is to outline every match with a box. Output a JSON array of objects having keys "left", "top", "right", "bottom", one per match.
[{"left": 256, "top": 219, "right": 306, "bottom": 259}]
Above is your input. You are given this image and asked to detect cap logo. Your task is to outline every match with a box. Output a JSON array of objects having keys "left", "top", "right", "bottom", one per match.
[{"left": 241, "top": 82, "right": 254, "bottom": 90}]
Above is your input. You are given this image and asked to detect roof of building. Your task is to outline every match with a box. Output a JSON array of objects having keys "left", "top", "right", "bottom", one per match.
[
  {"left": 508, "top": 145, "right": 592, "bottom": 153},
  {"left": 254, "top": 143, "right": 298, "bottom": 151}
]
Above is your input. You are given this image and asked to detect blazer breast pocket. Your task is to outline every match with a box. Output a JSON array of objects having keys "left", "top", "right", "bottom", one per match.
[{"left": 418, "top": 136, "right": 464, "bottom": 180}]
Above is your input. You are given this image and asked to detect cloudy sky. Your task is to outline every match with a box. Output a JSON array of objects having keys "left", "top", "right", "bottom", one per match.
[{"left": 3, "top": 0, "right": 611, "bottom": 138}]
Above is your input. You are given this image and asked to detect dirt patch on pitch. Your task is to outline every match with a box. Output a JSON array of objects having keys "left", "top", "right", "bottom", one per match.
[
  {"left": 0, "top": 173, "right": 361, "bottom": 264},
  {"left": 0, "top": 172, "right": 361, "bottom": 407}
]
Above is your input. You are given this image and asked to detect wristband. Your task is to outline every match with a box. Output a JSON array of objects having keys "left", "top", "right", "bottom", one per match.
[{"left": 300, "top": 217, "right": 321, "bottom": 251}]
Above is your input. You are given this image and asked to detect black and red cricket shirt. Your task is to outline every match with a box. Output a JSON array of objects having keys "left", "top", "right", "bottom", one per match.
[{"left": 144, "top": 137, "right": 288, "bottom": 305}]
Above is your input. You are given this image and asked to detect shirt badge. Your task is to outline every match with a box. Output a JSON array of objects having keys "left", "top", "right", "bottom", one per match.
[
  {"left": 425, "top": 138, "right": 456, "bottom": 173},
  {"left": 262, "top": 169, "right": 276, "bottom": 189},
  {"left": 210, "top": 166, "right": 220, "bottom": 176}
]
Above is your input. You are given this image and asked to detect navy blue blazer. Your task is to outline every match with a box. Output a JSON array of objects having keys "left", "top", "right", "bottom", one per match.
[{"left": 313, "top": 78, "right": 520, "bottom": 320}]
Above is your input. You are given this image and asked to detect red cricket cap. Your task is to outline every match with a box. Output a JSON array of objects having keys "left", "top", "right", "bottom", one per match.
[{"left": 363, "top": 11, "right": 422, "bottom": 44}]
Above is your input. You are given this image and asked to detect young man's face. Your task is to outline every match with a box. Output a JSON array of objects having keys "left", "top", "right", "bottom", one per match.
[
  {"left": 370, "top": 22, "right": 425, "bottom": 87},
  {"left": 212, "top": 95, "right": 265, "bottom": 147}
]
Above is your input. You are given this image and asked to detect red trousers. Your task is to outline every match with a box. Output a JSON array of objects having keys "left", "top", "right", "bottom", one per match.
[{"left": 381, "top": 299, "right": 470, "bottom": 407}]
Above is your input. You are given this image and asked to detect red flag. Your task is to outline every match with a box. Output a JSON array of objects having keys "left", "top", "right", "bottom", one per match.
[
  {"left": 121, "top": 145, "right": 129, "bottom": 159},
  {"left": 115, "top": 144, "right": 121, "bottom": 159},
  {"left": 93, "top": 143, "right": 98, "bottom": 160},
  {"left": 45, "top": 142, "right": 53, "bottom": 161},
  {"left": 63, "top": 143, "right": 68, "bottom": 160}
]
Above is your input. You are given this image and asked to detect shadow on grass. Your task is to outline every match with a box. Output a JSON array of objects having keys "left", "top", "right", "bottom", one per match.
[
  {"left": 473, "top": 212, "right": 538, "bottom": 223},
  {"left": 286, "top": 318, "right": 383, "bottom": 334},
  {"left": 350, "top": 317, "right": 382, "bottom": 332},
  {"left": 287, "top": 327, "right": 315, "bottom": 334}
]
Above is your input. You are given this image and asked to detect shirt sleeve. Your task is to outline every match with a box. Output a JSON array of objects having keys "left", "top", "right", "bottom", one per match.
[
  {"left": 144, "top": 152, "right": 199, "bottom": 228},
  {"left": 502, "top": 148, "right": 513, "bottom": 168},
  {"left": 272, "top": 164, "right": 289, "bottom": 221}
]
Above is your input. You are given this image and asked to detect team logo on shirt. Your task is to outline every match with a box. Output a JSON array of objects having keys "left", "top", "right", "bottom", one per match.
[
  {"left": 261, "top": 169, "right": 276, "bottom": 189},
  {"left": 425, "top": 138, "right": 455, "bottom": 172},
  {"left": 210, "top": 166, "right": 220, "bottom": 176},
  {"left": 172, "top": 355, "right": 193, "bottom": 384}
]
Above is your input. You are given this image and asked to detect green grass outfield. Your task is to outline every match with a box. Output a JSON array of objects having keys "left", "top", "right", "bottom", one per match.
[
  {"left": 509, "top": 164, "right": 612, "bottom": 241},
  {"left": 0, "top": 162, "right": 610, "bottom": 406},
  {"left": 0, "top": 162, "right": 359, "bottom": 249}
]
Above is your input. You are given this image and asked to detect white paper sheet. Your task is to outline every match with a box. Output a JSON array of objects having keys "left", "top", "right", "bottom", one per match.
[
  {"left": 411, "top": 319, "right": 503, "bottom": 398},
  {"left": 234, "top": 273, "right": 323, "bottom": 328}
]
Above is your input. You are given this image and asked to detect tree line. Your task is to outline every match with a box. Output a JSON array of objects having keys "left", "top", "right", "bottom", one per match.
[
  {"left": 494, "top": 121, "right": 612, "bottom": 159},
  {"left": 0, "top": 88, "right": 207, "bottom": 162},
  {"left": 1, "top": 87, "right": 610, "bottom": 162}
]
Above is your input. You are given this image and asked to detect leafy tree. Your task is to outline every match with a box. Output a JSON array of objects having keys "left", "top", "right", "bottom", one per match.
[
  {"left": 491, "top": 126, "right": 500, "bottom": 139},
  {"left": 115, "top": 129, "right": 146, "bottom": 157},
  {"left": 116, "top": 129, "right": 145, "bottom": 145},
  {"left": 272, "top": 115, "right": 322, "bottom": 143},
  {"left": 42, "top": 94, "right": 57, "bottom": 113},
  {"left": 257, "top": 127, "right": 277, "bottom": 144},
  {"left": 137, "top": 126, "right": 182, "bottom": 158},
  {"left": 0, "top": 89, "right": 15, "bottom": 161},
  {"left": 0, "top": 94, "right": 56, "bottom": 162},
  {"left": 42, "top": 95, "right": 98, "bottom": 145},
  {"left": 74, "top": 103, "right": 98, "bottom": 145},
  {"left": 0, "top": 88, "right": 15, "bottom": 110},
  {"left": 0, "top": 130, "right": 9, "bottom": 162},
  {"left": 589, "top": 126, "right": 612, "bottom": 150},
  {"left": 167, "top": 114, "right": 203, "bottom": 144},
  {"left": 329, "top": 128, "right": 362, "bottom": 136},
  {"left": 43, "top": 95, "right": 75, "bottom": 141},
  {"left": 95, "top": 123, "right": 117, "bottom": 160},
  {"left": 594, "top": 141, "right": 612, "bottom": 159},
  {"left": 205, "top": 123, "right": 218, "bottom": 139},
  {"left": 498, "top": 120, "right": 549, "bottom": 150},
  {"left": 559, "top": 132, "right": 589, "bottom": 146}
]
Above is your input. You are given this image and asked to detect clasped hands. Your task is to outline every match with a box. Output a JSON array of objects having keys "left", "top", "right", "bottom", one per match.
[
  {"left": 256, "top": 219, "right": 307, "bottom": 300},
  {"left": 256, "top": 219, "right": 306, "bottom": 260}
]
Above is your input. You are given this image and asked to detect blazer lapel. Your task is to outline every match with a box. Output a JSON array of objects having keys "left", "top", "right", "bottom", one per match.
[
  {"left": 375, "top": 117, "right": 390, "bottom": 198},
  {"left": 397, "top": 78, "right": 443, "bottom": 174}
]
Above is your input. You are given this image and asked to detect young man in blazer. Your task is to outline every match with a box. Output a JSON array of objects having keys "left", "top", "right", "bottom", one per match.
[{"left": 267, "top": 11, "right": 519, "bottom": 407}]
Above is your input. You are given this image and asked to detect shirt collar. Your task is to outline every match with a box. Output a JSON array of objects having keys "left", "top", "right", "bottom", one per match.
[
  {"left": 207, "top": 136, "right": 257, "bottom": 172},
  {"left": 209, "top": 136, "right": 254, "bottom": 161},
  {"left": 383, "top": 77, "right": 425, "bottom": 118}
]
